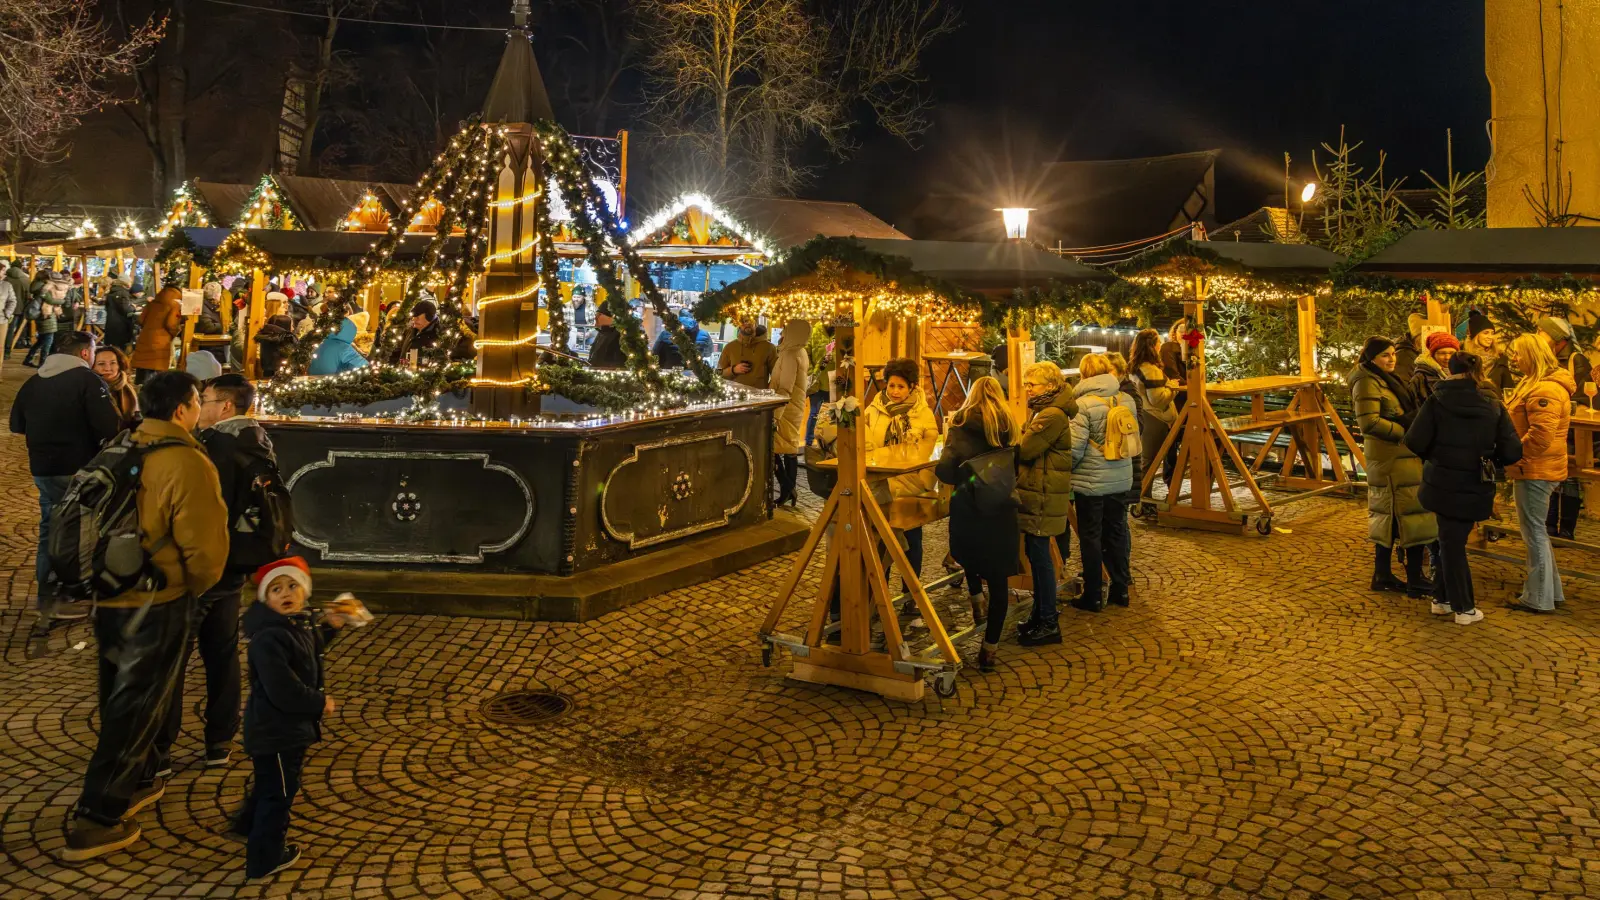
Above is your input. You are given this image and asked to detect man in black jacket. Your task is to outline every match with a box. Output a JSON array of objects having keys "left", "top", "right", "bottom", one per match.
[
  {"left": 388, "top": 298, "right": 440, "bottom": 366},
  {"left": 102, "top": 279, "right": 137, "bottom": 350},
  {"left": 154, "top": 374, "right": 283, "bottom": 774},
  {"left": 7, "top": 330, "right": 119, "bottom": 611},
  {"left": 588, "top": 309, "right": 627, "bottom": 367}
]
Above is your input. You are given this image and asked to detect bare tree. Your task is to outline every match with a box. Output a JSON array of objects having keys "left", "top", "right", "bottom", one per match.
[
  {"left": 286, "top": 0, "right": 397, "bottom": 176},
  {"left": 637, "top": 0, "right": 954, "bottom": 196},
  {"left": 545, "top": 0, "right": 642, "bottom": 136}
]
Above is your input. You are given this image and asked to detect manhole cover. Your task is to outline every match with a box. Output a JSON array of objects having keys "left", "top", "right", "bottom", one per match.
[{"left": 479, "top": 689, "right": 574, "bottom": 725}]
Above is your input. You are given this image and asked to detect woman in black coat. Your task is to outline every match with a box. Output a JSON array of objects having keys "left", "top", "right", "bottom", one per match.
[
  {"left": 1404, "top": 351, "right": 1523, "bottom": 625},
  {"left": 935, "top": 376, "right": 1022, "bottom": 672}
]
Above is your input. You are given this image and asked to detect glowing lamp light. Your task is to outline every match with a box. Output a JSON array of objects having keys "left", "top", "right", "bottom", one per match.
[
  {"left": 1300, "top": 182, "right": 1318, "bottom": 203},
  {"left": 996, "top": 207, "right": 1033, "bottom": 240}
]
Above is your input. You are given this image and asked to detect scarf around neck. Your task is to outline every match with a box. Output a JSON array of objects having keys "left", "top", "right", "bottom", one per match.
[
  {"left": 1026, "top": 386, "right": 1061, "bottom": 412},
  {"left": 881, "top": 396, "right": 916, "bottom": 445},
  {"left": 1361, "top": 360, "right": 1418, "bottom": 417}
]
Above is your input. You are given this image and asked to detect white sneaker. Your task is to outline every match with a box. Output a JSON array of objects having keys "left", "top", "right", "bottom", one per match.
[
  {"left": 1430, "top": 602, "right": 1451, "bottom": 615},
  {"left": 1454, "top": 609, "right": 1484, "bottom": 626}
]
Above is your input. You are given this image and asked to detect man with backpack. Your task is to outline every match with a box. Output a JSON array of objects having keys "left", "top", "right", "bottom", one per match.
[
  {"left": 7, "top": 330, "right": 121, "bottom": 613},
  {"left": 61, "top": 371, "right": 228, "bottom": 862},
  {"left": 154, "top": 373, "right": 289, "bottom": 775}
]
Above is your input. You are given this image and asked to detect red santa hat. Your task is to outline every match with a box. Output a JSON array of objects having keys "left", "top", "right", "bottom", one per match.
[{"left": 254, "top": 556, "right": 312, "bottom": 603}]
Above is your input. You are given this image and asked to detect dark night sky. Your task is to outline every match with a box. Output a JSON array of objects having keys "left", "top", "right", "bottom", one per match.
[{"left": 812, "top": 0, "right": 1491, "bottom": 233}]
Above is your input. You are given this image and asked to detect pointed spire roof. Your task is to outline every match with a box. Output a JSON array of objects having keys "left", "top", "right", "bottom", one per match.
[{"left": 482, "top": 1, "right": 555, "bottom": 125}]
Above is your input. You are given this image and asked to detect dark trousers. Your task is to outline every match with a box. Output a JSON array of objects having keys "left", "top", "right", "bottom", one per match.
[
  {"left": 156, "top": 575, "right": 244, "bottom": 767},
  {"left": 77, "top": 598, "right": 191, "bottom": 826},
  {"left": 1075, "top": 494, "right": 1131, "bottom": 603},
  {"left": 32, "top": 474, "right": 71, "bottom": 607},
  {"left": 5, "top": 313, "right": 26, "bottom": 353},
  {"left": 238, "top": 747, "right": 306, "bottom": 877},
  {"left": 1546, "top": 480, "right": 1583, "bottom": 536},
  {"left": 1024, "top": 533, "right": 1058, "bottom": 625},
  {"left": 896, "top": 527, "right": 923, "bottom": 592},
  {"left": 967, "top": 565, "right": 1012, "bottom": 646},
  {"left": 1373, "top": 542, "right": 1425, "bottom": 582},
  {"left": 23, "top": 330, "right": 53, "bottom": 364},
  {"left": 1435, "top": 515, "right": 1476, "bottom": 614}
]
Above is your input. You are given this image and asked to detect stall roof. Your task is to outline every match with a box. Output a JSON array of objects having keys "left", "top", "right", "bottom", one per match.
[
  {"left": 1120, "top": 238, "right": 1346, "bottom": 275},
  {"left": 277, "top": 176, "right": 415, "bottom": 231},
  {"left": 1355, "top": 227, "right": 1600, "bottom": 278},
  {"left": 224, "top": 229, "right": 465, "bottom": 264},
  {"left": 721, "top": 197, "right": 908, "bottom": 249},
  {"left": 193, "top": 182, "right": 253, "bottom": 227}
]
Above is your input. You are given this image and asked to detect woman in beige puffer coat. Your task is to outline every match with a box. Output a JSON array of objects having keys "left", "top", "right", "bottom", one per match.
[{"left": 769, "top": 318, "right": 811, "bottom": 507}]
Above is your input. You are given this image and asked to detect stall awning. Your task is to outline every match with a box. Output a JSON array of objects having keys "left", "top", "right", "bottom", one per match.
[
  {"left": 1355, "top": 227, "right": 1600, "bottom": 279},
  {"left": 851, "top": 238, "right": 1108, "bottom": 291}
]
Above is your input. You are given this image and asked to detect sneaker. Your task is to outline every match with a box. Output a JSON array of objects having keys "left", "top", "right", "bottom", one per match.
[
  {"left": 1430, "top": 601, "right": 1452, "bottom": 616},
  {"left": 256, "top": 845, "right": 303, "bottom": 878},
  {"left": 1370, "top": 574, "right": 1407, "bottom": 594},
  {"left": 1454, "top": 608, "right": 1484, "bottom": 626},
  {"left": 1018, "top": 623, "right": 1062, "bottom": 647},
  {"left": 152, "top": 764, "right": 173, "bottom": 779},
  {"left": 61, "top": 817, "right": 141, "bottom": 862},
  {"left": 125, "top": 778, "right": 165, "bottom": 817},
  {"left": 205, "top": 747, "right": 233, "bottom": 768}
]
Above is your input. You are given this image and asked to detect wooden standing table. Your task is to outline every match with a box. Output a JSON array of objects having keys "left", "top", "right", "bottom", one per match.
[{"left": 922, "top": 350, "right": 986, "bottom": 425}]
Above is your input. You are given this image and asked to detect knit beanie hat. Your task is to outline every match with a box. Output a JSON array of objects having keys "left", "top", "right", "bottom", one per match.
[
  {"left": 1424, "top": 332, "right": 1460, "bottom": 355},
  {"left": 1466, "top": 310, "right": 1493, "bottom": 340},
  {"left": 255, "top": 557, "right": 312, "bottom": 604},
  {"left": 1536, "top": 315, "right": 1575, "bottom": 344},
  {"left": 1359, "top": 336, "right": 1395, "bottom": 364},
  {"left": 411, "top": 299, "right": 437, "bottom": 321}
]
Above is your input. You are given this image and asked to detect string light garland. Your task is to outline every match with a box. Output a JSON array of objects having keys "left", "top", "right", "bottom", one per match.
[
  {"left": 531, "top": 177, "right": 569, "bottom": 352},
  {"left": 628, "top": 192, "right": 772, "bottom": 257},
  {"left": 236, "top": 175, "right": 302, "bottom": 230},
  {"left": 211, "top": 231, "right": 274, "bottom": 274},
  {"left": 153, "top": 181, "right": 214, "bottom": 237}
]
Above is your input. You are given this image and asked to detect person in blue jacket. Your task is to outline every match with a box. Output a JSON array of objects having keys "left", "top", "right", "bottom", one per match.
[
  {"left": 306, "top": 316, "right": 367, "bottom": 376},
  {"left": 653, "top": 311, "right": 713, "bottom": 369}
]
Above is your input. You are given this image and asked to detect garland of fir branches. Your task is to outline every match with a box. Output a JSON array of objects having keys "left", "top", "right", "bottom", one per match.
[
  {"left": 279, "top": 119, "right": 488, "bottom": 380},
  {"left": 263, "top": 363, "right": 475, "bottom": 415},
  {"left": 532, "top": 183, "right": 569, "bottom": 354},
  {"left": 983, "top": 279, "right": 1172, "bottom": 330},
  {"left": 531, "top": 121, "right": 717, "bottom": 387},
  {"left": 534, "top": 360, "right": 725, "bottom": 412}
]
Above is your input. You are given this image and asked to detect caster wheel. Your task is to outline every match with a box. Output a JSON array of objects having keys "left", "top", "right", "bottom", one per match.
[
  {"left": 934, "top": 672, "right": 958, "bottom": 698},
  {"left": 1256, "top": 516, "right": 1274, "bottom": 536},
  {"left": 1141, "top": 502, "right": 1157, "bottom": 518}
]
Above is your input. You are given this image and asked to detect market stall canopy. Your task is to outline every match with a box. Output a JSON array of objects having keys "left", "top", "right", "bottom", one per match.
[
  {"left": 721, "top": 197, "right": 908, "bottom": 250},
  {"left": 192, "top": 182, "right": 253, "bottom": 229},
  {"left": 855, "top": 238, "right": 1108, "bottom": 291},
  {"left": 277, "top": 176, "right": 416, "bottom": 231},
  {"left": 1354, "top": 227, "right": 1600, "bottom": 280},
  {"left": 1119, "top": 237, "right": 1346, "bottom": 278},
  {"left": 176, "top": 227, "right": 464, "bottom": 269}
]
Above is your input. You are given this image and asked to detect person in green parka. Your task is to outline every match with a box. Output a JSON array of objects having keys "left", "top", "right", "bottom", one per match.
[
  {"left": 1350, "top": 335, "right": 1438, "bottom": 598},
  {"left": 1015, "top": 361, "right": 1078, "bottom": 646}
]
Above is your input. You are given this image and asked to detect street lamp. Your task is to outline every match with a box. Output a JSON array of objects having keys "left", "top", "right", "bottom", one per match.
[
  {"left": 1300, "top": 182, "right": 1318, "bottom": 203},
  {"left": 996, "top": 207, "right": 1034, "bottom": 241}
]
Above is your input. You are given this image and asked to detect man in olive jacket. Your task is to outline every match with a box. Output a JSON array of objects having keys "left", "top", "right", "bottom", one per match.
[
  {"left": 63, "top": 371, "right": 229, "bottom": 863},
  {"left": 1015, "top": 361, "right": 1077, "bottom": 646}
]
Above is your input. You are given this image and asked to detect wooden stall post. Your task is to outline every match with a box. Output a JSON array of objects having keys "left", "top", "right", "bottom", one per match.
[
  {"left": 177, "top": 265, "right": 203, "bottom": 370},
  {"left": 243, "top": 269, "right": 266, "bottom": 378},
  {"left": 1425, "top": 295, "right": 1451, "bottom": 330}
]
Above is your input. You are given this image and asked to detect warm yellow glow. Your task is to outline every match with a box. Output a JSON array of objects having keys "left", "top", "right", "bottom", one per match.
[
  {"left": 1300, "top": 183, "right": 1318, "bottom": 203},
  {"left": 996, "top": 207, "right": 1033, "bottom": 240},
  {"left": 729, "top": 289, "right": 979, "bottom": 324},
  {"left": 475, "top": 283, "right": 542, "bottom": 308}
]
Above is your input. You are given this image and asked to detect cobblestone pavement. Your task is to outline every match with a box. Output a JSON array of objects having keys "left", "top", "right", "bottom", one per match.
[{"left": 6, "top": 364, "right": 1600, "bottom": 900}]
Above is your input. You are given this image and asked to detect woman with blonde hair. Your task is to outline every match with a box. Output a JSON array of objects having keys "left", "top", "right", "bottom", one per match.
[
  {"left": 1015, "top": 360, "right": 1076, "bottom": 645},
  {"left": 1504, "top": 333, "right": 1574, "bottom": 613},
  {"left": 935, "top": 375, "right": 1021, "bottom": 672},
  {"left": 1069, "top": 353, "right": 1139, "bottom": 611}
]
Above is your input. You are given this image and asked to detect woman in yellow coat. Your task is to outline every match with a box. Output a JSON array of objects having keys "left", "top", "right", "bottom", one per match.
[
  {"left": 1503, "top": 333, "right": 1574, "bottom": 612},
  {"left": 862, "top": 357, "right": 940, "bottom": 608}
]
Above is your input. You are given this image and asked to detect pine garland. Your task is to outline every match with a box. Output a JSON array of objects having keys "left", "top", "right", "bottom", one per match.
[
  {"left": 532, "top": 121, "right": 717, "bottom": 387},
  {"left": 261, "top": 363, "right": 475, "bottom": 415},
  {"left": 534, "top": 360, "right": 726, "bottom": 412},
  {"left": 532, "top": 182, "right": 569, "bottom": 353}
]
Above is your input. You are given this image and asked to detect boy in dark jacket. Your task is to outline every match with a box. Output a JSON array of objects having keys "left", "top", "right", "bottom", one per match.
[{"left": 234, "top": 557, "right": 355, "bottom": 878}]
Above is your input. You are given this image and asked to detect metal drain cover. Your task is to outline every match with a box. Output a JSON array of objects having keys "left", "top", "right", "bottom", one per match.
[{"left": 480, "top": 689, "right": 573, "bottom": 725}]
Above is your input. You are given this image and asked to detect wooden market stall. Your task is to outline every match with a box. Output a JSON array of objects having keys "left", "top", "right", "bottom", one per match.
[
  {"left": 714, "top": 237, "right": 1109, "bottom": 701},
  {"left": 1356, "top": 226, "right": 1600, "bottom": 579},
  {"left": 1121, "top": 238, "right": 1358, "bottom": 535}
]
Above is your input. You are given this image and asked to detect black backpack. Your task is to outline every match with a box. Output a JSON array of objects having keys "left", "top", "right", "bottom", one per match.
[
  {"left": 224, "top": 445, "right": 295, "bottom": 571},
  {"left": 48, "top": 432, "right": 185, "bottom": 601},
  {"left": 959, "top": 446, "right": 1020, "bottom": 515}
]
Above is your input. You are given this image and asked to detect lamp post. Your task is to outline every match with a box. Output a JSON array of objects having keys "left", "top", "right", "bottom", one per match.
[
  {"left": 995, "top": 207, "right": 1033, "bottom": 241},
  {"left": 1297, "top": 182, "right": 1317, "bottom": 232}
]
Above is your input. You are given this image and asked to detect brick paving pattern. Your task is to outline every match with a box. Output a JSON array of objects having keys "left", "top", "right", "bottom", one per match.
[{"left": 4, "top": 363, "right": 1600, "bottom": 899}]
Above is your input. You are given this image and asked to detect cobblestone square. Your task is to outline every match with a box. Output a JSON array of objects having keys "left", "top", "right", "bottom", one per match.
[{"left": 5, "top": 365, "right": 1600, "bottom": 899}]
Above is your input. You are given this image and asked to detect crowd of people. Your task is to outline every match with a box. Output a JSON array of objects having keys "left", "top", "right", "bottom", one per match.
[{"left": 9, "top": 331, "right": 352, "bottom": 877}]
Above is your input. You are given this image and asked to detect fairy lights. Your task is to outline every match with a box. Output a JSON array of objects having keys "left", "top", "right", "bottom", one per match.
[
  {"left": 628, "top": 192, "right": 772, "bottom": 258},
  {"left": 237, "top": 176, "right": 302, "bottom": 230},
  {"left": 153, "top": 181, "right": 213, "bottom": 237},
  {"left": 729, "top": 289, "right": 979, "bottom": 325}
]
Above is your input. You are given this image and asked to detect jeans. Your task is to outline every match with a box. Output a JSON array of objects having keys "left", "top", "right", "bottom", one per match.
[
  {"left": 33, "top": 475, "right": 71, "bottom": 606},
  {"left": 155, "top": 575, "right": 245, "bottom": 768},
  {"left": 805, "top": 391, "right": 827, "bottom": 445},
  {"left": 238, "top": 747, "right": 307, "bottom": 877},
  {"left": 23, "top": 330, "right": 54, "bottom": 365},
  {"left": 7, "top": 314, "right": 28, "bottom": 353},
  {"left": 1024, "top": 533, "right": 1058, "bottom": 625},
  {"left": 1075, "top": 494, "right": 1131, "bottom": 604},
  {"left": 1515, "top": 479, "right": 1565, "bottom": 610},
  {"left": 1435, "top": 515, "right": 1477, "bottom": 614},
  {"left": 76, "top": 598, "right": 192, "bottom": 826}
]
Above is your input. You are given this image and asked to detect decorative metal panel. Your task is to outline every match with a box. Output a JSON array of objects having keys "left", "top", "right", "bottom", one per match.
[
  {"left": 285, "top": 450, "right": 534, "bottom": 563},
  {"left": 599, "top": 431, "right": 753, "bottom": 549}
]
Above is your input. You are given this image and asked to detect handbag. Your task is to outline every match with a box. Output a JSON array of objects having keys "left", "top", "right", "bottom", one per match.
[{"left": 959, "top": 446, "right": 1019, "bottom": 515}]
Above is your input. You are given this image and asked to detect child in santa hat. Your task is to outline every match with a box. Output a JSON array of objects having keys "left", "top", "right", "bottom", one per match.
[{"left": 233, "top": 557, "right": 362, "bottom": 878}]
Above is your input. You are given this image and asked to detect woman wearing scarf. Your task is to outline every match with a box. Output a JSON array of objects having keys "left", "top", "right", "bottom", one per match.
[
  {"left": 1350, "top": 336, "right": 1438, "bottom": 596},
  {"left": 863, "top": 357, "right": 940, "bottom": 610},
  {"left": 92, "top": 345, "right": 140, "bottom": 430},
  {"left": 768, "top": 318, "right": 812, "bottom": 508}
]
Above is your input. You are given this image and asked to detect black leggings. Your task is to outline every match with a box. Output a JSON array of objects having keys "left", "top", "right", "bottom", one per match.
[
  {"left": 1373, "top": 543, "right": 1424, "bottom": 583},
  {"left": 964, "top": 566, "right": 1011, "bottom": 646}
]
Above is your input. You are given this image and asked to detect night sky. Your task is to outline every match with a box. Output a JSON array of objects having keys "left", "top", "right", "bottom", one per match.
[{"left": 814, "top": 0, "right": 1491, "bottom": 232}]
